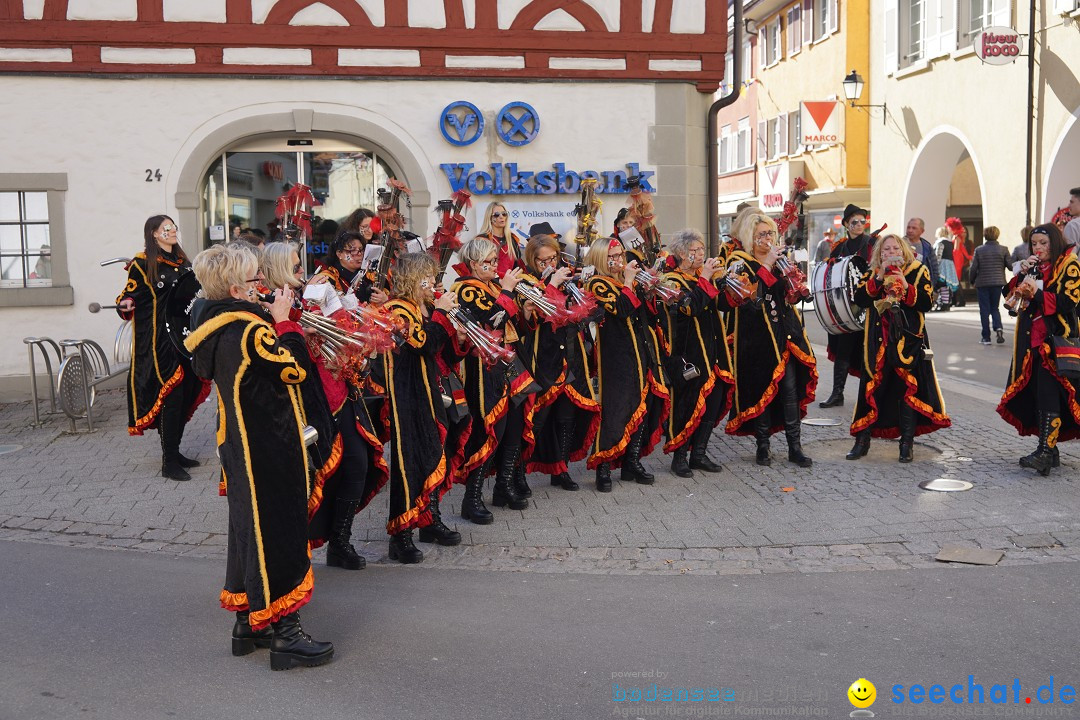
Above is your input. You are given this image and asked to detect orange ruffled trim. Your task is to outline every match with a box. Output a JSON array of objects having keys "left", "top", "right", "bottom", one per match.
[
  {"left": 219, "top": 588, "right": 248, "bottom": 612},
  {"left": 306, "top": 433, "right": 344, "bottom": 520},
  {"left": 356, "top": 418, "right": 391, "bottom": 510},
  {"left": 726, "top": 341, "right": 818, "bottom": 436},
  {"left": 997, "top": 343, "right": 1080, "bottom": 440},
  {"left": 664, "top": 367, "right": 718, "bottom": 452},
  {"left": 386, "top": 418, "right": 449, "bottom": 535},
  {"left": 462, "top": 393, "right": 509, "bottom": 476},
  {"left": 185, "top": 379, "right": 212, "bottom": 424},
  {"left": 850, "top": 342, "right": 951, "bottom": 438},
  {"left": 564, "top": 384, "right": 602, "bottom": 463},
  {"left": 588, "top": 370, "right": 668, "bottom": 470},
  {"left": 247, "top": 566, "right": 315, "bottom": 631},
  {"left": 642, "top": 373, "right": 672, "bottom": 459},
  {"left": 128, "top": 364, "right": 184, "bottom": 436}
]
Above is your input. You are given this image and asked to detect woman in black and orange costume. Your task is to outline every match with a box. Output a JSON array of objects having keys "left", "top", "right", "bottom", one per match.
[
  {"left": 724, "top": 211, "right": 817, "bottom": 468},
  {"left": 453, "top": 236, "right": 534, "bottom": 522},
  {"left": 584, "top": 237, "right": 670, "bottom": 491},
  {"left": 846, "top": 234, "right": 950, "bottom": 463},
  {"left": 997, "top": 224, "right": 1080, "bottom": 476},
  {"left": 185, "top": 242, "right": 332, "bottom": 671},
  {"left": 314, "top": 231, "right": 389, "bottom": 306},
  {"left": 660, "top": 228, "right": 735, "bottom": 478},
  {"left": 380, "top": 253, "right": 468, "bottom": 562},
  {"left": 519, "top": 235, "right": 601, "bottom": 491},
  {"left": 261, "top": 242, "right": 388, "bottom": 572},
  {"left": 116, "top": 215, "right": 211, "bottom": 481}
]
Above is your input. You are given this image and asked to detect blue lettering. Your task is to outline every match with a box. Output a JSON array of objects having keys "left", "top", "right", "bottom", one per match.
[
  {"left": 644, "top": 683, "right": 656, "bottom": 701},
  {"left": 1038, "top": 677, "right": 1055, "bottom": 704},
  {"left": 968, "top": 676, "right": 984, "bottom": 704},
  {"left": 626, "top": 163, "right": 655, "bottom": 192},
  {"left": 535, "top": 171, "right": 556, "bottom": 194},
  {"left": 659, "top": 687, "right": 673, "bottom": 701},
  {"left": 612, "top": 684, "right": 625, "bottom": 701},
  {"left": 706, "top": 688, "right": 720, "bottom": 701},
  {"left": 910, "top": 685, "right": 925, "bottom": 704},
  {"left": 929, "top": 685, "right": 945, "bottom": 704},
  {"left": 440, "top": 163, "right": 473, "bottom": 193},
  {"left": 1014, "top": 678, "right": 1022, "bottom": 703},
  {"left": 554, "top": 163, "right": 580, "bottom": 193},
  {"left": 491, "top": 163, "right": 504, "bottom": 195},
  {"left": 628, "top": 687, "right": 641, "bottom": 702},
  {"left": 689, "top": 688, "right": 704, "bottom": 702},
  {"left": 990, "top": 684, "right": 1007, "bottom": 704},
  {"left": 602, "top": 169, "right": 625, "bottom": 193},
  {"left": 950, "top": 684, "right": 963, "bottom": 703},
  {"left": 507, "top": 163, "right": 535, "bottom": 194},
  {"left": 892, "top": 685, "right": 905, "bottom": 703},
  {"left": 467, "top": 171, "right": 492, "bottom": 194},
  {"left": 674, "top": 687, "right": 688, "bottom": 702},
  {"left": 1062, "top": 685, "right": 1075, "bottom": 704},
  {"left": 722, "top": 688, "right": 735, "bottom": 701}
]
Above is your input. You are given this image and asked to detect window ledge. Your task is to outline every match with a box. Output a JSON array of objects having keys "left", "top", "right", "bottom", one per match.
[
  {"left": 951, "top": 45, "right": 977, "bottom": 60},
  {"left": 895, "top": 60, "right": 932, "bottom": 79},
  {"left": 0, "top": 285, "right": 74, "bottom": 307}
]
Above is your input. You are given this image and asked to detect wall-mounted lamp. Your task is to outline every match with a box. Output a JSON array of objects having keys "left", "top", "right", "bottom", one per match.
[
  {"left": 842, "top": 69, "right": 887, "bottom": 125},
  {"left": 744, "top": 19, "right": 758, "bottom": 35}
]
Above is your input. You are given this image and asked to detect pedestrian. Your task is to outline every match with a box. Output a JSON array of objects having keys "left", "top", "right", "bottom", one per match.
[
  {"left": 969, "top": 226, "right": 1011, "bottom": 345},
  {"left": 846, "top": 234, "right": 950, "bottom": 463},
  {"left": 185, "top": 242, "right": 333, "bottom": 670},
  {"left": 1010, "top": 226, "right": 1033, "bottom": 272},
  {"left": 934, "top": 225, "right": 959, "bottom": 310},
  {"left": 997, "top": 224, "right": 1080, "bottom": 477},
  {"left": 946, "top": 217, "right": 972, "bottom": 307},
  {"left": 1064, "top": 187, "right": 1080, "bottom": 249},
  {"left": 904, "top": 217, "right": 939, "bottom": 289}
]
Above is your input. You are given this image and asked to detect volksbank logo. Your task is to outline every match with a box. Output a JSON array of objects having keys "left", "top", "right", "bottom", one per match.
[{"left": 439, "top": 162, "right": 655, "bottom": 196}]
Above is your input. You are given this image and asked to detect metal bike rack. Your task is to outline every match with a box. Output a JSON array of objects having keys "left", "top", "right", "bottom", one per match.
[
  {"left": 56, "top": 328, "right": 130, "bottom": 432},
  {"left": 22, "top": 336, "right": 65, "bottom": 426}
]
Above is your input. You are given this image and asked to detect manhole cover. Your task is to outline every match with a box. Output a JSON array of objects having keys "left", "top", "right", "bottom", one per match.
[
  {"left": 919, "top": 478, "right": 974, "bottom": 492},
  {"left": 802, "top": 417, "right": 843, "bottom": 426},
  {"left": 0, "top": 444, "right": 22, "bottom": 456}
]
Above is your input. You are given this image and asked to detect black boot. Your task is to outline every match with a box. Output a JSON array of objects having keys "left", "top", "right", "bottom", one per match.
[
  {"left": 550, "top": 420, "right": 580, "bottom": 490},
  {"left": 461, "top": 462, "right": 494, "bottom": 524},
  {"left": 846, "top": 430, "right": 871, "bottom": 460},
  {"left": 784, "top": 394, "right": 812, "bottom": 468},
  {"left": 819, "top": 359, "right": 848, "bottom": 408},
  {"left": 418, "top": 493, "right": 462, "bottom": 546},
  {"left": 326, "top": 498, "right": 365, "bottom": 570},
  {"left": 898, "top": 403, "right": 916, "bottom": 463},
  {"left": 232, "top": 610, "right": 273, "bottom": 656},
  {"left": 670, "top": 448, "right": 693, "bottom": 478},
  {"left": 1019, "top": 412, "right": 1060, "bottom": 477},
  {"left": 388, "top": 529, "right": 424, "bottom": 564},
  {"left": 688, "top": 424, "right": 722, "bottom": 473},
  {"left": 754, "top": 415, "right": 772, "bottom": 467},
  {"left": 492, "top": 446, "right": 529, "bottom": 510},
  {"left": 621, "top": 424, "right": 655, "bottom": 484},
  {"left": 512, "top": 461, "right": 532, "bottom": 499},
  {"left": 178, "top": 453, "right": 201, "bottom": 468},
  {"left": 159, "top": 395, "right": 190, "bottom": 481},
  {"left": 595, "top": 462, "right": 612, "bottom": 492},
  {"left": 269, "top": 612, "right": 334, "bottom": 671}
]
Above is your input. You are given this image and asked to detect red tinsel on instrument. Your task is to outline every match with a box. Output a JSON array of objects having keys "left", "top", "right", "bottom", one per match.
[
  {"left": 275, "top": 184, "right": 315, "bottom": 239},
  {"left": 430, "top": 189, "right": 472, "bottom": 266},
  {"left": 776, "top": 177, "right": 809, "bottom": 236}
]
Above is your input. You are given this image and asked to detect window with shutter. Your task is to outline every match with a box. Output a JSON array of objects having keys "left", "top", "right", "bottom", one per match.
[
  {"left": 789, "top": 5, "right": 803, "bottom": 54},
  {"left": 759, "top": 28, "right": 768, "bottom": 67},
  {"left": 828, "top": 0, "right": 839, "bottom": 33},
  {"left": 884, "top": 0, "right": 899, "bottom": 73},
  {"left": 789, "top": 110, "right": 803, "bottom": 154},
  {"left": 723, "top": 51, "right": 734, "bottom": 93},
  {"left": 990, "top": 0, "right": 1012, "bottom": 26},
  {"left": 738, "top": 118, "right": 751, "bottom": 169},
  {"left": 758, "top": 120, "right": 768, "bottom": 162},
  {"left": 720, "top": 127, "right": 732, "bottom": 173},
  {"left": 804, "top": 0, "right": 814, "bottom": 47},
  {"left": 778, "top": 115, "right": 788, "bottom": 157}
]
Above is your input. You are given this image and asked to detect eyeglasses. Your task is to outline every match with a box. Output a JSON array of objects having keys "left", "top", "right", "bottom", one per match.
[
  {"left": 479, "top": 258, "right": 498, "bottom": 269},
  {"left": 755, "top": 230, "right": 778, "bottom": 241},
  {"left": 848, "top": 219, "right": 867, "bottom": 226},
  {"left": 686, "top": 248, "right": 706, "bottom": 257},
  {"left": 535, "top": 255, "right": 558, "bottom": 266},
  {"left": 608, "top": 251, "right": 625, "bottom": 260},
  {"left": 293, "top": 263, "right": 303, "bottom": 273},
  {"left": 244, "top": 277, "right": 261, "bottom": 284},
  {"left": 491, "top": 212, "right": 508, "bottom": 218}
]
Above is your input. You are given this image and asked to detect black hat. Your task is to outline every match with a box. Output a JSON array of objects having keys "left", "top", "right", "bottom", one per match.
[
  {"left": 842, "top": 204, "right": 868, "bottom": 225},
  {"left": 528, "top": 222, "right": 561, "bottom": 239},
  {"left": 624, "top": 175, "right": 643, "bottom": 192}
]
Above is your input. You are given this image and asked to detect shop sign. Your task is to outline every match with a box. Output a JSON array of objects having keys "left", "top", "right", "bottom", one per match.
[
  {"left": 758, "top": 164, "right": 788, "bottom": 213},
  {"left": 261, "top": 161, "right": 284, "bottom": 181},
  {"left": 439, "top": 162, "right": 654, "bottom": 195},
  {"left": 800, "top": 102, "right": 842, "bottom": 146},
  {"left": 974, "top": 27, "right": 1024, "bottom": 65}
]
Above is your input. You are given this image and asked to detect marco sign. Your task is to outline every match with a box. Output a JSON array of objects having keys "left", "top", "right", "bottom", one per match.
[
  {"left": 800, "top": 101, "right": 842, "bottom": 146},
  {"left": 974, "top": 27, "right": 1024, "bottom": 65}
]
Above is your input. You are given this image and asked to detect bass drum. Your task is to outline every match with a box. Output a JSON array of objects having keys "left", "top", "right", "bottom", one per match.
[
  {"left": 811, "top": 255, "right": 868, "bottom": 335},
  {"left": 164, "top": 270, "right": 201, "bottom": 359}
]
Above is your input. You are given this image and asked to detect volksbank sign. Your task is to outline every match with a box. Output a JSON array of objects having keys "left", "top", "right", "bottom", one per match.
[{"left": 439, "top": 162, "right": 655, "bottom": 196}]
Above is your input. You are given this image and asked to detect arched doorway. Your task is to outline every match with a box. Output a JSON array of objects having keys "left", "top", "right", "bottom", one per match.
[
  {"left": 171, "top": 106, "right": 435, "bottom": 269},
  {"left": 1043, "top": 107, "right": 1080, "bottom": 224}
]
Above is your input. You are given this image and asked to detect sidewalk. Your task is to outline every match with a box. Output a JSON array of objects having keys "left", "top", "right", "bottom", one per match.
[{"left": 2, "top": 358, "right": 1079, "bottom": 576}]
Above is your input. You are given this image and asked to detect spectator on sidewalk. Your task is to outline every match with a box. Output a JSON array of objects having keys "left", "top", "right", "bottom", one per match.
[
  {"left": 1065, "top": 187, "right": 1080, "bottom": 249},
  {"left": 1011, "top": 226, "right": 1033, "bottom": 272},
  {"left": 934, "top": 226, "right": 959, "bottom": 311},
  {"left": 969, "top": 226, "right": 1011, "bottom": 345},
  {"left": 946, "top": 217, "right": 972, "bottom": 307},
  {"left": 904, "top": 217, "right": 939, "bottom": 288}
]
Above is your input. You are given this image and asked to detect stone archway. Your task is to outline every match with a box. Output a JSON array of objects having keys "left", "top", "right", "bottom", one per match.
[
  {"left": 170, "top": 104, "right": 435, "bottom": 245},
  {"left": 1042, "top": 107, "right": 1080, "bottom": 223},
  {"left": 902, "top": 127, "right": 986, "bottom": 233}
]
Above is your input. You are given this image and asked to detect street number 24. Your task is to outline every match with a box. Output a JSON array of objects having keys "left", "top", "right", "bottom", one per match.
[{"left": 145, "top": 169, "right": 162, "bottom": 182}]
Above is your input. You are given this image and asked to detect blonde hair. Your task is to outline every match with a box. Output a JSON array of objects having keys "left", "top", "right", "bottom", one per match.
[
  {"left": 730, "top": 206, "right": 764, "bottom": 242},
  {"left": 391, "top": 252, "right": 438, "bottom": 306},
  {"left": 459, "top": 235, "right": 499, "bottom": 270},
  {"left": 869, "top": 233, "right": 916, "bottom": 271},
  {"left": 478, "top": 202, "right": 517, "bottom": 260},
  {"left": 524, "top": 234, "right": 560, "bottom": 273},
  {"left": 935, "top": 226, "right": 950, "bottom": 241},
  {"left": 261, "top": 241, "right": 302, "bottom": 291},
  {"left": 983, "top": 226, "right": 1000, "bottom": 243},
  {"left": 585, "top": 237, "right": 621, "bottom": 279},
  {"left": 192, "top": 242, "right": 258, "bottom": 301},
  {"left": 733, "top": 213, "right": 778, "bottom": 254}
]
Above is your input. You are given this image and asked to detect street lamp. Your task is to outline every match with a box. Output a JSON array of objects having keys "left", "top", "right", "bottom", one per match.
[{"left": 842, "top": 69, "right": 887, "bottom": 125}]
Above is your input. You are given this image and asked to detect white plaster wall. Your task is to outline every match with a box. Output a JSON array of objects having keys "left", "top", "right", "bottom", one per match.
[
  {"left": 0, "top": 76, "right": 658, "bottom": 380},
  {"left": 869, "top": 1, "right": 1080, "bottom": 239}
]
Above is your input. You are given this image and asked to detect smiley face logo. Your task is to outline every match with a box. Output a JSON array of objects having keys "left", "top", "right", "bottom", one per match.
[{"left": 847, "top": 678, "right": 876, "bottom": 709}]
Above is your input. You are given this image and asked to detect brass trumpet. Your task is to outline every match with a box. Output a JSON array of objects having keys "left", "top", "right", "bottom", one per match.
[
  {"left": 447, "top": 308, "right": 516, "bottom": 367},
  {"left": 635, "top": 269, "right": 684, "bottom": 305}
]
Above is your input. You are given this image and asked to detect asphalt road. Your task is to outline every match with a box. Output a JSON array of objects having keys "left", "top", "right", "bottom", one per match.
[{"left": 3, "top": 540, "right": 1079, "bottom": 720}]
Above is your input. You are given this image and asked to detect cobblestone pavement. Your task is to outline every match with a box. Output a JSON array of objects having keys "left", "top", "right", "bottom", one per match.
[{"left": 2, "top": 342, "right": 1078, "bottom": 577}]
